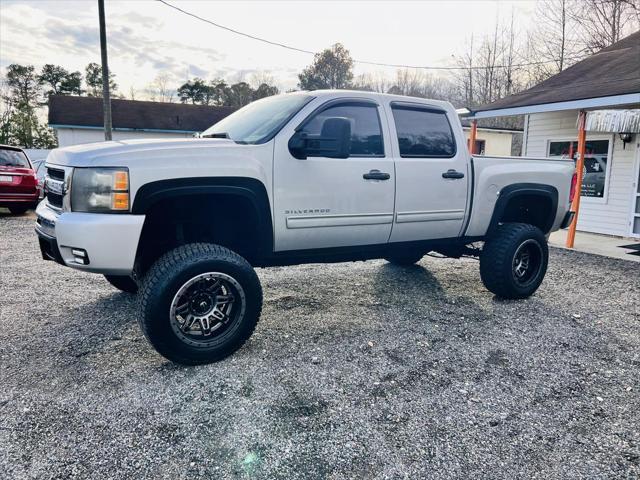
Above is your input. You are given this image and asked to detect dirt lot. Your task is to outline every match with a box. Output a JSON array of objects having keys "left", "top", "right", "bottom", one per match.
[{"left": 1, "top": 210, "right": 639, "bottom": 479}]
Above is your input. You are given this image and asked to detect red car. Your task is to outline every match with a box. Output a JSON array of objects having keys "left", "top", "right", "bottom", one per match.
[{"left": 0, "top": 145, "right": 40, "bottom": 214}]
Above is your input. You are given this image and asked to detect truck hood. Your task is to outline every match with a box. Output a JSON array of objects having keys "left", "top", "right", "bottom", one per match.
[{"left": 45, "top": 137, "right": 259, "bottom": 168}]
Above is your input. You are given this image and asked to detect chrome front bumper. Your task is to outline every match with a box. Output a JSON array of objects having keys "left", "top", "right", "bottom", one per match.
[{"left": 35, "top": 202, "right": 146, "bottom": 275}]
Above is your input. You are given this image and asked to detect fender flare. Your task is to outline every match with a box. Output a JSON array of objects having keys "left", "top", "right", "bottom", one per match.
[
  {"left": 487, "top": 183, "right": 559, "bottom": 236},
  {"left": 132, "top": 176, "right": 273, "bottom": 255}
]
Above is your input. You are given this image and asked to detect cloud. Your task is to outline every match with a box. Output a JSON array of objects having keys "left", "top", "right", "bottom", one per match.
[
  {"left": 0, "top": 1, "right": 298, "bottom": 95},
  {"left": 0, "top": 3, "right": 228, "bottom": 84},
  {"left": 187, "top": 65, "right": 208, "bottom": 78},
  {"left": 112, "top": 11, "right": 163, "bottom": 30},
  {"left": 42, "top": 20, "right": 99, "bottom": 56}
]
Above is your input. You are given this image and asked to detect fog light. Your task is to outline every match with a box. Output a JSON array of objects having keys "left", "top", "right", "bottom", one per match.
[{"left": 71, "top": 248, "right": 90, "bottom": 265}]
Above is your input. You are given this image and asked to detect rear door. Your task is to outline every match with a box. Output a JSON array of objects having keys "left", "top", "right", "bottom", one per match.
[
  {"left": 386, "top": 102, "right": 470, "bottom": 242},
  {"left": 273, "top": 98, "right": 395, "bottom": 251}
]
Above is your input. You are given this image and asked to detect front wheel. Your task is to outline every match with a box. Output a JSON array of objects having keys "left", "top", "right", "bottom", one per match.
[
  {"left": 480, "top": 223, "right": 548, "bottom": 299},
  {"left": 138, "top": 243, "right": 262, "bottom": 365}
]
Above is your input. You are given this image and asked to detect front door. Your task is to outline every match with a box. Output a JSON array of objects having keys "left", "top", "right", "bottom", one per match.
[
  {"left": 273, "top": 99, "right": 395, "bottom": 252},
  {"left": 385, "top": 102, "right": 470, "bottom": 242}
]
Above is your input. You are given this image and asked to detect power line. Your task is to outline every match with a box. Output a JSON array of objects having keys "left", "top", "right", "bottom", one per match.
[
  {"left": 156, "top": 0, "right": 316, "bottom": 55},
  {"left": 156, "top": 0, "right": 581, "bottom": 71}
]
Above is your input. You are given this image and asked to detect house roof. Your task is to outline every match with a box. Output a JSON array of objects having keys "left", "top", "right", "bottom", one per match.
[
  {"left": 471, "top": 31, "right": 640, "bottom": 116},
  {"left": 48, "top": 96, "right": 236, "bottom": 133}
]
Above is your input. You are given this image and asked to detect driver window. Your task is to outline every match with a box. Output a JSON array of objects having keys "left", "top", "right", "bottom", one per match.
[{"left": 300, "top": 103, "right": 384, "bottom": 157}]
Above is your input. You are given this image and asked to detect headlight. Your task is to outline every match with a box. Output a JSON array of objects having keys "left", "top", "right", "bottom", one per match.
[{"left": 71, "top": 168, "right": 130, "bottom": 213}]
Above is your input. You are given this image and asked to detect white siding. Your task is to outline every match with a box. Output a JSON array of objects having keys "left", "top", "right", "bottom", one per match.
[
  {"left": 55, "top": 128, "right": 193, "bottom": 148},
  {"left": 525, "top": 110, "right": 639, "bottom": 237}
]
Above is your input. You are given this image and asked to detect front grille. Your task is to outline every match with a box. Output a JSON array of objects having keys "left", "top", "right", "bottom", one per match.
[
  {"left": 45, "top": 168, "right": 65, "bottom": 208},
  {"left": 47, "top": 168, "right": 64, "bottom": 181}
]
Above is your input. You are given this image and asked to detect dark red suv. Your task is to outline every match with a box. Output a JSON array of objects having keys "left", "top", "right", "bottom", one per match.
[{"left": 0, "top": 145, "right": 40, "bottom": 214}]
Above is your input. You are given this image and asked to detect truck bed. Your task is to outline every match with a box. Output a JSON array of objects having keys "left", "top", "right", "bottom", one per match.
[{"left": 465, "top": 155, "right": 575, "bottom": 237}]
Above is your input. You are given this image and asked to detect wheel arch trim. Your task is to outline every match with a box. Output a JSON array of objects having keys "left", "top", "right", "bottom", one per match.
[
  {"left": 132, "top": 176, "right": 274, "bottom": 256},
  {"left": 487, "top": 183, "right": 558, "bottom": 236}
]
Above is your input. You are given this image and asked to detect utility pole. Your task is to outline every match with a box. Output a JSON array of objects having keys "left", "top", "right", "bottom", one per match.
[{"left": 98, "top": 0, "right": 113, "bottom": 141}]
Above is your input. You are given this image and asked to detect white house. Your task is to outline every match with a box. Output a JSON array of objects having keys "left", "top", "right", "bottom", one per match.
[
  {"left": 461, "top": 122, "right": 522, "bottom": 156},
  {"left": 467, "top": 31, "right": 640, "bottom": 239},
  {"left": 48, "top": 96, "right": 236, "bottom": 147}
]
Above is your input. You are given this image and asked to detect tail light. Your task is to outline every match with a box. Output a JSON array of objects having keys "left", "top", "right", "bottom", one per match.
[{"left": 569, "top": 172, "right": 577, "bottom": 204}]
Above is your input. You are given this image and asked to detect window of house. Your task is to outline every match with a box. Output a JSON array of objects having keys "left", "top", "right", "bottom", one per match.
[
  {"left": 300, "top": 103, "right": 384, "bottom": 157},
  {"left": 548, "top": 139, "right": 610, "bottom": 199},
  {"left": 391, "top": 107, "right": 456, "bottom": 157}
]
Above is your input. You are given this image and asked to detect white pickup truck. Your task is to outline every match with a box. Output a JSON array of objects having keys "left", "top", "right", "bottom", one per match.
[{"left": 35, "top": 90, "right": 576, "bottom": 364}]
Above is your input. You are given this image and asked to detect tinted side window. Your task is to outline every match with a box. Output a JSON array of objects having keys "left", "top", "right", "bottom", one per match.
[
  {"left": 391, "top": 107, "right": 456, "bottom": 157},
  {"left": 301, "top": 103, "right": 384, "bottom": 156}
]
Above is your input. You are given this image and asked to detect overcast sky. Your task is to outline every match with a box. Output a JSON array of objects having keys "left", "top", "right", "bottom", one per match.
[{"left": 0, "top": 0, "right": 536, "bottom": 94}]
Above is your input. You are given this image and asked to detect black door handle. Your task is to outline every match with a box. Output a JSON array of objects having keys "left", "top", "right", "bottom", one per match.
[
  {"left": 363, "top": 169, "right": 390, "bottom": 180},
  {"left": 442, "top": 169, "right": 465, "bottom": 179}
]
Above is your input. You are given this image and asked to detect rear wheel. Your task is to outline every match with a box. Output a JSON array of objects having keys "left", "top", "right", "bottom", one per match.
[
  {"left": 104, "top": 274, "right": 139, "bottom": 294},
  {"left": 138, "top": 243, "right": 262, "bottom": 365},
  {"left": 385, "top": 251, "right": 424, "bottom": 266},
  {"left": 480, "top": 223, "right": 548, "bottom": 299},
  {"left": 9, "top": 206, "right": 29, "bottom": 215}
]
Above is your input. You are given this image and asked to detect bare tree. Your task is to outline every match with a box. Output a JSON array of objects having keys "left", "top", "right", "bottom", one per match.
[
  {"left": 156, "top": 73, "right": 174, "bottom": 102},
  {"left": 146, "top": 73, "right": 174, "bottom": 103},
  {"left": 353, "top": 72, "right": 389, "bottom": 93},
  {"left": 352, "top": 68, "right": 457, "bottom": 104},
  {"left": 388, "top": 69, "right": 424, "bottom": 96},
  {"left": 504, "top": 12, "right": 516, "bottom": 96},
  {"left": 527, "top": 0, "right": 584, "bottom": 79},
  {"left": 571, "top": 0, "right": 640, "bottom": 53},
  {"left": 462, "top": 20, "right": 514, "bottom": 107},
  {"left": 474, "top": 24, "right": 498, "bottom": 105},
  {"left": 453, "top": 35, "right": 475, "bottom": 107},
  {"left": 445, "top": 0, "right": 637, "bottom": 117},
  {"left": 249, "top": 71, "right": 276, "bottom": 90}
]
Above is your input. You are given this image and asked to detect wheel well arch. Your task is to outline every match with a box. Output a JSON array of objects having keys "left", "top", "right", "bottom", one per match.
[
  {"left": 487, "top": 183, "right": 558, "bottom": 236},
  {"left": 132, "top": 177, "right": 273, "bottom": 272}
]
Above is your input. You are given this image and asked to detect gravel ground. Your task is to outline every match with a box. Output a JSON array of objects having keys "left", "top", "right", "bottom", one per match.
[{"left": 1, "top": 210, "right": 639, "bottom": 480}]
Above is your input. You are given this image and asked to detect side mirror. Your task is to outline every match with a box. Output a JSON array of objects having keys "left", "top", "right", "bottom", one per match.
[
  {"left": 288, "top": 131, "right": 308, "bottom": 160},
  {"left": 288, "top": 117, "right": 351, "bottom": 160}
]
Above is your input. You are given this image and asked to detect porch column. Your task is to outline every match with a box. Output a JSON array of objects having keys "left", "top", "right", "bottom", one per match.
[
  {"left": 566, "top": 110, "right": 587, "bottom": 248},
  {"left": 469, "top": 119, "right": 478, "bottom": 154}
]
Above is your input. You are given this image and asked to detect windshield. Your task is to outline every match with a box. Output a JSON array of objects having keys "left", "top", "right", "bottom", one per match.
[
  {"left": 0, "top": 149, "right": 30, "bottom": 168},
  {"left": 201, "top": 94, "right": 313, "bottom": 144}
]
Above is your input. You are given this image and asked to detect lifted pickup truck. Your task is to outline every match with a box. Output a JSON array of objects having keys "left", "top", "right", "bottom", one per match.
[{"left": 35, "top": 90, "right": 576, "bottom": 364}]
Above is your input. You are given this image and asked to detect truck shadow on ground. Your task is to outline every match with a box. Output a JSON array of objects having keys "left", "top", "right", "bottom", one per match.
[
  {"left": 42, "top": 291, "right": 142, "bottom": 361},
  {"left": 374, "top": 262, "right": 445, "bottom": 299},
  {"left": 30, "top": 255, "right": 632, "bottom": 376},
  {"left": 48, "top": 263, "right": 463, "bottom": 363},
  {"left": 370, "top": 261, "right": 485, "bottom": 317}
]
